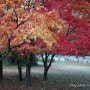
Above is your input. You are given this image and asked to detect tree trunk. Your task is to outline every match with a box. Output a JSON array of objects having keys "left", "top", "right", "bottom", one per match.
[
  {"left": 42, "top": 53, "right": 55, "bottom": 81},
  {"left": 0, "top": 60, "right": 3, "bottom": 80},
  {"left": 26, "top": 54, "right": 34, "bottom": 87},
  {"left": 26, "top": 62, "right": 32, "bottom": 86},
  {"left": 43, "top": 68, "right": 48, "bottom": 80},
  {"left": 32, "top": 54, "right": 37, "bottom": 65},
  {"left": 17, "top": 59, "right": 22, "bottom": 81}
]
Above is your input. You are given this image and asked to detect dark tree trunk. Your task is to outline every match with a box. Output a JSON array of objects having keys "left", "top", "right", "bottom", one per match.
[
  {"left": 26, "top": 39, "right": 35, "bottom": 87},
  {"left": 32, "top": 54, "right": 37, "bottom": 65},
  {"left": 41, "top": 53, "right": 55, "bottom": 81},
  {"left": 26, "top": 61, "right": 32, "bottom": 86},
  {"left": 0, "top": 60, "right": 3, "bottom": 80},
  {"left": 0, "top": 38, "right": 11, "bottom": 80},
  {"left": 17, "top": 58, "right": 22, "bottom": 81},
  {"left": 26, "top": 54, "right": 34, "bottom": 87},
  {"left": 43, "top": 68, "right": 48, "bottom": 80}
]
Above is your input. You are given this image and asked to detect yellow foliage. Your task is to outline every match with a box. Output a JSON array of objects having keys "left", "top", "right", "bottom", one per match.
[{"left": 0, "top": 1, "right": 67, "bottom": 53}]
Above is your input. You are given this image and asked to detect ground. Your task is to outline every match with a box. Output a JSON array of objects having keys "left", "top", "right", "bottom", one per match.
[{"left": 0, "top": 61, "right": 90, "bottom": 90}]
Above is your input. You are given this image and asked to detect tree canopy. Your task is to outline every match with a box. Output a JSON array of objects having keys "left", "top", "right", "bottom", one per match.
[{"left": 0, "top": 0, "right": 90, "bottom": 57}]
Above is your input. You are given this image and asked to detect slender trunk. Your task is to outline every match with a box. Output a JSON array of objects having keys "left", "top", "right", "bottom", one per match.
[
  {"left": 43, "top": 68, "right": 48, "bottom": 80},
  {"left": 26, "top": 62, "right": 32, "bottom": 86},
  {"left": 26, "top": 54, "right": 34, "bottom": 87},
  {"left": 0, "top": 38, "right": 11, "bottom": 80},
  {"left": 42, "top": 53, "right": 55, "bottom": 81},
  {"left": 0, "top": 60, "right": 3, "bottom": 80},
  {"left": 25, "top": 39, "right": 35, "bottom": 87},
  {"left": 17, "top": 59, "right": 22, "bottom": 81},
  {"left": 18, "top": 64, "right": 22, "bottom": 81}
]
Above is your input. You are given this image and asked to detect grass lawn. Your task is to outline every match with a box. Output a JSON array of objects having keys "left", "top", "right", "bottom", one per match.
[{"left": 0, "top": 61, "right": 90, "bottom": 90}]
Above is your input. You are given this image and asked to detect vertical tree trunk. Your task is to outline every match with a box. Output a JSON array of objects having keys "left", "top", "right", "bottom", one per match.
[
  {"left": 32, "top": 54, "right": 37, "bottom": 65},
  {"left": 26, "top": 62, "right": 32, "bottom": 86},
  {"left": 0, "top": 60, "right": 3, "bottom": 80},
  {"left": 18, "top": 64, "right": 22, "bottom": 81},
  {"left": 0, "top": 38, "right": 10, "bottom": 80},
  {"left": 26, "top": 39, "right": 35, "bottom": 86},
  {"left": 0, "top": 38, "right": 11, "bottom": 80},
  {"left": 43, "top": 68, "right": 48, "bottom": 80},
  {"left": 17, "top": 58, "right": 22, "bottom": 81},
  {"left": 26, "top": 54, "right": 34, "bottom": 87},
  {"left": 42, "top": 53, "right": 55, "bottom": 81}
]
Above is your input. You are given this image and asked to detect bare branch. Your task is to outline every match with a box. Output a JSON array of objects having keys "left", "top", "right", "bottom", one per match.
[
  {"left": 41, "top": 53, "right": 45, "bottom": 64},
  {"left": 48, "top": 54, "right": 55, "bottom": 69}
]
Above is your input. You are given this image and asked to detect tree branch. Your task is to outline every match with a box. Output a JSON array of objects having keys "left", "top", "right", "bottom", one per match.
[
  {"left": 13, "top": 8, "right": 18, "bottom": 28},
  {"left": 41, "top": 53, "right": 45, "bottom": 64},
  {"left": 11, "top": 40, "right": 26, "bottom": 49},
  {"left": 48, "top": 54, "right": 55, "bottom": 69}
]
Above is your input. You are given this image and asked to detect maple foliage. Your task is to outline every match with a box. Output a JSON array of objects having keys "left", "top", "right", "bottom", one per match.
[
  {"left": 0, "top": 0, "right": 66, "bottom": 56},
  {"left": 56, "top": 0, "right": 90, "bottom": 23},
  {"left": 0, "top": 0, "right": 90, "bottom": 87},
  {"left": 0, "top": 0, "right": 90, "bottom": 56},
  {"left": 70, "top": 0, "right": 90, "bottom": 23},
  {"left": 0, "top": 27, "right": 8, "bottom": 53},
  {"left": 44, "top": 0, "right": 90, "bottom": 56}
]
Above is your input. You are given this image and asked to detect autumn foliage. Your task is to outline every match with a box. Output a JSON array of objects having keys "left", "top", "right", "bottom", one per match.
[
  {"left": 0, "top": 0, "right": 90, "bottom": 87},
  {"left": 0, "top": 0, "right": 90, "bottom": 56},
  {"left": 56, "top": 0, "right": 90, "bottom": 22}
]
